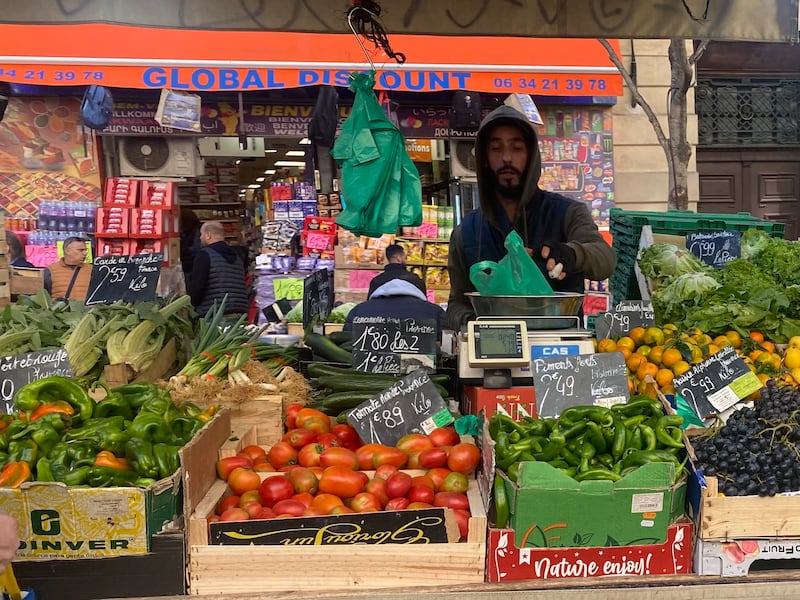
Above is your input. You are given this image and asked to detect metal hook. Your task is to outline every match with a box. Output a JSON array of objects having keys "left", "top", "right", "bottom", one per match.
[{"left": 347, "top": 6, "right": 377, "bottom": 72}]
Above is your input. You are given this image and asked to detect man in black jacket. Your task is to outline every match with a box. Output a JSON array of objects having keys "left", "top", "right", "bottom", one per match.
[
  {"left": 189, "top": 221, "right": 250, "bottom": 317},
  {"left": 368, "top": 244, "right": 426, "bottom": 299}
]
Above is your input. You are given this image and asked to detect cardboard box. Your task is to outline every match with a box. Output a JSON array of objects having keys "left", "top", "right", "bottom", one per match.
[
  {"left": 334, "top": 246, "right": 382, "bottom": 269},
  {"left": 96, "top": 207, "right": 130, "bottom": 237},
  {"left": 333, "top": 268, "right": 381, "bottom": 292},
  {"left": 103, "top": 178, "right": 139, "bottom": 208},
  {"left": 462, "top": 386, "right": 536, "bottom": 420},
  {"left": 139, "top": 181, "right": 176, "bottom": 209},
  {"left": 487, "top": 521, "right": 693, "bottom": 582},
  {"left": 334, "top": 290, "right": 368, "bottom": 305},
  {"left": 130, "top": 237, "right": 181, "bottom": 267},
  {"left": 694, "top": 534, "right": 799, "bottom": 576},
  {"left": 0, "top": 409, "right": 230, "bottom": 560},
  {"left": 96, "top": 238, "right": 133, "bottom": 258},
  {"left": 9, "top": 266, "right": 44, "bottom": 296},
  {"left": 502, "top": 461, "right": 687, "bottom": 548}
]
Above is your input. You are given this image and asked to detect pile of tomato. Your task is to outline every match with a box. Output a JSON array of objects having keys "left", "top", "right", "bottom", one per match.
[{"left": 211, "top": 405, "right": 482, "bottom": 541}]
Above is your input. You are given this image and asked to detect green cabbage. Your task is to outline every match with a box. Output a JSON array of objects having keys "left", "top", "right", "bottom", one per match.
[
  {"left": 285, "top": 302, "right": 303, "bottom": 323},
  {"left": 637, "top": 243, "right": 708, "bottom": 279},
  {"left": 652, "top": 271, "right": 721, "bottom": 325},
  {"left": 326, "top": 302, "right": 357, "bottom": 323},
  {"left": 741, "top": 229, "right": 770, "bottom": 261}
]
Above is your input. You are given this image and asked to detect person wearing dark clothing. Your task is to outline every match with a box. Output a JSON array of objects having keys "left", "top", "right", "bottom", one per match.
[
  {"left": 180, "top": 208, "right": 202, "bottom": 284},
  {"left": 344, "top": 279, "right": 446, "bottom": 340},
  {"left": 189, "top": 221, "right": 250, "bottom": 317},
  {"left": 6, "top": 230, "right": 34, "bottom": 268},
  {"left": 367, "top": 243, "right": 426, "bottom": 299},
  {"left": 446, "top": 105, "right": 616, "bottom": 330}
]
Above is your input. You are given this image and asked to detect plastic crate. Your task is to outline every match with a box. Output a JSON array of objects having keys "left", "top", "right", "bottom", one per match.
[{"left": 609, "top": 208, "right": 786, "bottom": 238}]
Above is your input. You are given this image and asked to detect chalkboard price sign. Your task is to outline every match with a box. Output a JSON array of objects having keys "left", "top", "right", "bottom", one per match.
[
  {"left": 85, "top": 253, "right": 163, "bottom": 305},
  {"left": 0, "top": 349, "right": 73, "bottom": 414},
  {"left": 686, "top": 231, "right": 741, "bottom": 269},
  {"left": 351, "top": 317, "right": 437, "bottom": 375},
  {"left": 595, "top": 300, "right": 656, "bottom": 340},
  {"left": 532, "top": 352, "right": 629, "bottom": 417},
  {"left": 302, "top": 268, "right": 331, "bottom": 329},
  {"left": 672, "top": 345, "right": 762, "bottom": 420},
  {"left": 347, "top": 369, "right": 454, "bottom": 446}
]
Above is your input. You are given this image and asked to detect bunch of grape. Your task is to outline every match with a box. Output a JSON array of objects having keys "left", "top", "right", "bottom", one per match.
[{"left": 693, "top": 380, "right": 800, "bottom": 497}]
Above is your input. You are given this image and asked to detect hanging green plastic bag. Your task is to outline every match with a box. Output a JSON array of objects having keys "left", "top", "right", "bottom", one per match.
[
  {"left": 331, "top": 72, "right": 422, "bottom": 237},
  {"left": 469, "top": 231, "right": 554, "bottom": 296}
]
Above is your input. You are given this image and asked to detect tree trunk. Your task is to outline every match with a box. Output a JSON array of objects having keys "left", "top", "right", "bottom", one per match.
[{"left": 667, "top": 40, "right": 694, "bottom": 210}]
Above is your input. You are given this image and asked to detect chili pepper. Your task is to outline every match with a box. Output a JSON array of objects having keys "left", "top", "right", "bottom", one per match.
[
  {"left": 506, "top": 461, "right": 521, "bottom": 482},
  {"left": 508, "top": 430, "right": 521, "bottom": 444},
  {"left": 541, "top": 418, "right": 557, "bottom": 433},
  {"left": 560, "top": 406, "right": 612, "bottom": 426},
  {"left": 628, "top": 426, "right": 643, "bottom": 451},
  {"left": 51, "top": 463, "right": 90, "bottom": 486},
  {"left": 134, "top": 477, "right": 157, "bottom": 488},
  {"left": 639, "top": 424, "right": 657, "bottom": 451},
  {"left": 129, "top": 413, "right": 173, "bottom": 443},
  {"left": 521, "top": 419, "right": 548, "bottom": 437},
  {"left": 534, "top": 431, "right": 565, "bottom": 462},
  {"left": 595, "top": 453, "right": 615, "bottom": 469},
  {"left": 622, "top": 449, "right": 681, "bottom": 469},
  {"left": 0, "top": 461, "right": 32, "bottom": 487},
  {"left": 170, "top": 416, "right": 204, "bottom": 445},
  {"left": 7, "top": 439, "right": 38, "bottom": 467},
  {"left": 93, "top": 450, "right": 132, "bottom": 471},
  {"left": 36, "top": 457, "right": 55, "bottom": 482},
  {"left": 612, "top": 461, "right": 623, "bottom": 475},
  {"left": 0, "top": 453, "right": 8, "bottom": 466},
  {"left": 560, "top": 447, "right": 581, "bottom": 467},
  {"left": 48, "top": 442, "right": 69, "bottom": 468},
  {"left": 557, "top": 466, "right": 578, "bottom": 478},
  {"left": 4, "top": 420, "right": 29, "bottom": 440},
  {"left": 584, "top": 422, "right": 607, "bottom": 454},
  {"left": 575, "top": 467, "right": 622, "bottom": 482},
  {"left": 611, "top": 418, "right": 627, "bottom": 461},
  {"left": 622, "top": 415, "right": 647, "bottom": 428},
  {"left": 87, "top": 466, "right": 140, "bottom": 487},
  {"left": 153, "top": 443, "right": 181, "bottom": 479},
  {"left": 510, "top": 436, "right": 545, "bottom": 454},
  {"left": 0, "top": 431, "right": 9, "bottom": 454},
  {"left": 14, "top": 376, "right": 93, "bottom": 422},
  {"left": 29, "top": 400, "right": 75, "bottom": 422},
  {"left": 109, "top": 382, "right": 164, "bottom": 411},
  {"left": 29, "top": 421, "right": 61, "bottom": 457},
  {"left": 518, "top": 451, "right": 536, "bottom": 463},
  {"left": 493, "top": 414, "right": 526, "bottom": 435},
  {"left": 558, "top": 421, "right": 587, "bottom": 440},
  {"left": 670, "top": 426, "right": 684, "bottom": 444},
  {"left": 494, "top": 473, "right": 509, "bottom": 529},
  {"left": 548, "top": 459, "right": 570, "bottom": 469},
  {"left": 578, "top": 439, "right": 596, "bottom": 473},
  {"left": 177, "top": 401, "right": 203, "bottom": 417},
  {"left": 611, "top": 398, "right": 663, "bottom": 418},
  {"left": 125, "top": 437, "right": 158, "bottom": 478},
  {"left": 566, "top": 437, "right": 582, "bottom": 453},
  {"left": 655, "top": 415, "right": 685, "bottom": 449}
]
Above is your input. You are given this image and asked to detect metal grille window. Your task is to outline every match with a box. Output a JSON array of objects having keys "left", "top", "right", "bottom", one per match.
[{"left": 696, "top": 78, "right": 800, "bottom": 146}]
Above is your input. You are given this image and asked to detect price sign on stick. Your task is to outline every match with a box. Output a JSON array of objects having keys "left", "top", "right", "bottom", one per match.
[
  {"left": 672, "top": 345, "right": 761, "bottom": 421},
  {"left": 351, "top": 317, "right": 437, "bottom": 375},
  {"left": 686, "top": 231, "right": 741, "bottom": 269},
  {"left": 0, "top": 349, "right": 72, "bottom": 414},
  {"left": 302, "top": 268, "right": 331, "bottom": 329},
  {"left": 347, "top": 369, "right": 453, "bottom": 446},
  {"left": 595, "top": 300, "right": 655, "bottom": 340},
  {"left": 533, "top": 352, "right": 629, "bottom": 417},
  {"left": 85, "top": 253, "right": 163, "bottom": 305}
]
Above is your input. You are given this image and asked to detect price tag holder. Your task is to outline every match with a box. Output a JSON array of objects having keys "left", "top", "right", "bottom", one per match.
[
  {"left": 595, "top": 300, "right": 655, "bottom": 340},
  {"left": 351, "top": 317, "right": 437, "bottom": 375},
  {"left": 672, "top": 345, "right": 762, "bottom": 420},
  {"left": 302, "top": 268, "right": 331, "bottom": 329},
  {"left": 0, "top": 349, "right": 72, "bottom": 414},
  {"left": 347, "top": 369, "right": 454, "bottom": 446},
  {"left": 532, "top": 352, "right": 629, "bottom": 417},
  {"left": 686, "top": 231, "right": 741, "bottom": 269},
  {"left": 85, "top": 253, "right": 163, "bottom": 305}
]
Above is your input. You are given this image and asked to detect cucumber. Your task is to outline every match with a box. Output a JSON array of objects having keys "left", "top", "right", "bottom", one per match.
[
  {"left": 336, "top": 409, "right": 352, "bottom": 424},
  {"left": 317, "top": 375, "right": 399, "bottom": 394},
  {"left": 327, "top": 330, "right": 353, "bottom": 345},
  {"left": 322, "top": 391, "right": 377, "bottom": 411},
  {"left": 304, "top": 332, "right": 353, "bottom": 364},
  {"left": 307, "top": 361, "right": 450, "bottom": 385},
  {"left": 339, "top": 341, "right": 354, "bottom": 352}
]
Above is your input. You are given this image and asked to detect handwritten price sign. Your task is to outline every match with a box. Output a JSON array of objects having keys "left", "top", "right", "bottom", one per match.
[
  {"left": 686, "top": 231, "right": 741, "bottom": 269},
  {"left": 85, "top": 253, "right": 163, "bottom": 305},
  {"left": 351, "top": 316, "right": 437, "bottom": 375}
]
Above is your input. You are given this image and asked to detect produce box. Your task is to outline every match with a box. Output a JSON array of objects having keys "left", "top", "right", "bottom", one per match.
[
  {"left": 487, "top": 521, "right": 693, "bottom": 582},
  {"left": 9, "top": 266, "right": 43, "bottom": 297},
  {"left": 0, "top": 409, "right": 230, "bottom": 560},
  {"left": 333, "top": 268, "right": 380, "bottom": 292},
  {"left": 462, "top": 386, "right": 536, "bottom": 421},
  {"left": 215, "top": 397, "right": 283, "bottom": 449},
  {"left": 694, "top": 534, "right": 800, "bottom": 576},
  {"left": 501, "top": 460, "right": 686, "bottom": 548},
  {"left": 102, "top": 338, "right": 178, "bottom": 387}
]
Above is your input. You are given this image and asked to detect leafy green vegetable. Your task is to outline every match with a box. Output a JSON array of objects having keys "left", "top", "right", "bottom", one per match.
[
  {"left": 651, "top": 271, "right": 721, "bottom": 325},
  {"left": 326, "top": 302, "right": 357, "bottom": 323},
  {"left": 741, "top": 229, "right": 770, "bottom": 261},
  {"left": 638, "top": 242, "right": 709, "bottom": 278},
  {"left": 285, "top": 302, "right": 303, "bottom": 323}
]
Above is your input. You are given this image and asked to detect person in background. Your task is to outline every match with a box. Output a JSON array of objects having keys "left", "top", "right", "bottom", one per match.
[
  {"left": 367, "top": 244, "right": 426, "bottom": 299},
  {"left": 180, "top": 208, "right": 202, "bottom": 285},
  {"left": 43, "top": 236, "right": 93, "bottom": 302},
  {"left": 6, "top": 231, "right": 34, "bottom": 268},
  {"left": 189, "top": 221, "right": 250, "bottom": 317},
  {"left": 446, "top": 105, "right": 617, "bottom": 330},
  {"left": 0, "top": 514, "right": 19, "bottom": 572}
]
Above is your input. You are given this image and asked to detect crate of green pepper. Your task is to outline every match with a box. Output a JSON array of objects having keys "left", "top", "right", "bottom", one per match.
[
  {"left": 0, "top": 375, "right": 229, "bottom": 559},
  {"left": 488, "top": 398, "right": 688, "bottom": 548}
]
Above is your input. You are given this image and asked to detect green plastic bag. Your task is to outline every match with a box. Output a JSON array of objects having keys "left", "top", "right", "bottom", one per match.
[
  {"left": 331, "top": 72, "right": 422, "bottom": 237},
  {"left": 469, "top": 231, "right": 554, "bottom": 296}
]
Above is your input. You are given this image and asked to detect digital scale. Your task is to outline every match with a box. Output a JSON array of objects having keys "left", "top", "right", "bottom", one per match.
[{"left": 459, "top": 316, "right": 595, "bottom": 387}]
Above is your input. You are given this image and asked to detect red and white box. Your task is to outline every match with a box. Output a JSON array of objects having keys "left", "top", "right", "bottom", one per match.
[
  {"left": 139, "top": 181, "right": 176, "bottom": 209},
  {"left": 303, "top": 216, "right": 337, "bottom": 235},
  {"left": 462, "top": 386, "right": 537, "bottom": 421},
  {"left": 95, "top": 207, "right": 130, "bottom": 237},
  {"left": 131, "top": 237, "right": 181, "bottom": 266},
  {"left": 130, "top": 208, "right": 178, "bottom": 238},
  {"left": 487, "top": 522, "right": 693, "bottom": 582},
  {"left": 96, "top": 238, "right": 133, "bottom": 257},
  {"left": 103, "top": 178, "right": 139, "bottom": 208}
]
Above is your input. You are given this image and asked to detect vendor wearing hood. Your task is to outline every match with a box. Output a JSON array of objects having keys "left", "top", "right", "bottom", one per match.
[
  {"left": 343, "top": 279, "right": 446, "bottom": 340},
  {"left": 446, "top": 105, "right": 616, "bottom": 330}
]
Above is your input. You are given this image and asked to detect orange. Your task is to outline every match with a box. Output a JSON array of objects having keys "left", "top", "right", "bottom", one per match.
[
  {"left": 656, "top": 368, "right": 674, "bottom": 388},
  {"left": 629, "top": 326, "right": 646, "bottom": 346},
  {"left": 618, "top": 346, "right": 633, "bottom": 361},
  {"left": 626, "top": 353, "right": 647, "bottom": 373},
  {"left": 757, "top": 372, "right": 772, "bottom": 386},
  {"left": 648, "top": 345, "right": 664, "bottom": 366},
  {"left": 725, "top": 330, "right": 743, "bottom": 349},
  {"left": 661, "top": 383, "right": 676, "bottom": 396},
  {"left": 749, "top": 349, "right": 764, "bottom": 363},
  {"left": 672, "top": 360, "right": 692, "bottom": 377},
  {"left": 643, "top": 327, "right": 665, "bottom": 347},
  {"left": 616, "top": 337, "right": 636, "bottom": 353},
  {"left": 783, "top": 348, "right": 800, "bottom": 370},
  {"left": 713, "top": 335, "right": 731, "bottom": 348},
  {"left": 636, "top": 344, "right": 652, "bottom": 356},
  {"left": 596, "top": 338, "right": 617, "bottom": 353},
  {"left": 636, "top": 361, "right": 659, "bottom": 382},
  {"left": 760, "top": 340, "right": 776, "bottom": 354},
  {"left": 791, "top": 367, "right": 800, "bottom": 384},
  {"left": 750, "top": 331, "right": 765, "bottom": 343},
  {"left": 755, "top": 352, "right": 782, "bottom": 372},
  {"left": 695, "top": 333, "right": 713, "bottom": 348},
  {"left": 661, "top": 347, "right": 683, "bottom": 368}
]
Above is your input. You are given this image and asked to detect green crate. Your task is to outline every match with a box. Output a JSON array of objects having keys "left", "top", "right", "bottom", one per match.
[{"left": 609, "top": 208, "right": 786, "bottom": 239}]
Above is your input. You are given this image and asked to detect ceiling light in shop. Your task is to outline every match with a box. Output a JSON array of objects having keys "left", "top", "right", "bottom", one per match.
[
  {"left": 235, "top": 159, "right": 241, "bottom": 164},
  {"left": 299, "top": 138, "right": 311, "bottom": 145},
  {"left": 247, "top": 184, "right": 261, "bottom": 189},
  {"left": 265, "top": 169, "right": 276, "bottom": 175},
  {"left": 264, "top": 149, "right": 278, "bottom": 153},
  {"left": 256, "top": 177, "right": 266, "bottom": 182},
  {"left": 274, "top": 161, "right": 306, "bottom": 167},
  {"left": 285, "top": 150, "right": 305, "bottom": 157}
]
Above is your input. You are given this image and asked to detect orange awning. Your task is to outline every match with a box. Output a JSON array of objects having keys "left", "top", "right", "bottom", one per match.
[{"left": 0, "top": 24, "right": 622, "bottom": 96}]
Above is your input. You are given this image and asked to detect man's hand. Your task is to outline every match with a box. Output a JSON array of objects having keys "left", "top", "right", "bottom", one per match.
[
  {"left": 0, "top": 514, "right": 19, "bottom": 571},
  {"left": 539, "top": 241, "right": 576, "bottom": 280}
]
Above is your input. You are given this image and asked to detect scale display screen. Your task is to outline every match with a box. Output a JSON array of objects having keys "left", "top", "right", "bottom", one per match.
[{"left": 467, "top": 320, "right": 530, "bottom": 368}]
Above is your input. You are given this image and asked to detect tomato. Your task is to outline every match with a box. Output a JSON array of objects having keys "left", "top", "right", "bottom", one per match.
[
  {"left": 303, "top": 507, "right": 327, "bottom": 517},
  {"left": 355, "top": 444, "right": 384, "bottom": 470},
  {"left": 396, "top": 433, "right": 434, "bottom": 454},
  {"left": 453, "top": 509, "right": 471, "bottom": 541},
  {"left": 291, "top": 492, "right": 314, "bottom": 508},
  {"left": 407, "top": 484, "right": 435, "bottom": 504},
  {"left": 374, "top": 464, "right": 398, "bottom": 480},
  {"left": 426, "top": 467, "right": 452, "bottom": 492},
  {"left": 319, "top": 447, "right": 358, "bottom": 470},
  {"left": 331, "top": 424, "right": 361, "bottom": 448},
  {"left": 286, "top": 466, "right": 319, "bottom": 495},
  {"left": 252, "top": 461, "right": 276, "bottom": 472},
  {"left": 255, "top": 506, "right": 276, "bottom": 520},
  {"left": 310, "top": 492, "right": 344, "bottom": 514},
  {"left": 220, "top": 507, "right": 250, "bottom": 522},
  {"left": 349, "top": 492, "right": 382, "bottom": 513},
  {"left": 215, "top": 495, "right": 240, "bottom": 516},
  {"left": 258, "top": 475, "right": 295, "bottom": 507},
  {"left": 364, "top": 477, "right": 389, "bottom": 507},
  {"left": 329, "top": 504, "right": 356, "bottom": 515},
  {"left": 228, "top": 467, "right": 262, "bottom": 496},
  {"left": 272, "top": 499, "right": 307, "bottom": 517},
  {"left": 372, "top": 446, "right": 408, "bottom": 469},
  {"left": 385, "top": 471, "right": 412, "bottom": 499},
  {"left": 434, "top": 491, "right": 470, "bottom": 510},
  {"left": 267, "top": 441, "right": 298, "bottom": 469},
  {"left": 385, "top": 497, "right": 410, "bottom": 511},
  {"left": 441, "top": 471, "right": 469, "bottom": 493},
  {"left": 410, "top": 475, "right": 435, "bottom": 490},
  {"left": 316, "top": 432, "right": 341, "bottom": 449},
  {"left": 318, "top": 466, "right": 368, "bottom": 498},
  {"left": 429, "top": 427, "right": 460, "bottom": 448},
  {"left": 242, "top": 500, "right": 263, "bottom": 519},
  {"left": 308, "top": 466, "right": 324, "bottom": 479},
  {"left": 238, "top": 444, "right": 268, "bottom": 463},
  {"left": 282, "top": 428, "right": 317, "bottom": 449},
  {"left": 284, "top": 403, "right": 304, "bottom": 429},
  {"left": 418, "top": 448, "right": 448, "bottom": 469},
  {"left": 296, "top": 408, "right": 330, "bottom": 431},
  {"left": 298, "top": 443, "right": 324, "bottom": 468},
  {"left": 407, "top": 501, "right": 434, "bottom": 510},
  {"left": 216, "top": 456, "right": 252, "bottom": 480},
  {"left": 405, "top": 451, "right": 422, "bottom": 469},
  {"left": 238, "top": 490, "right": 261, "bottom": 506},
  {"left": 447, "top": 443, "right": 481, "bottom": 475}
]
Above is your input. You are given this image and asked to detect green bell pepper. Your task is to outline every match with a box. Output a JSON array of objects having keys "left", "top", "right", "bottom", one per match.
[
  {"left": 153, "top": 443, "right": 181, "bottom": 479},
  {"left": 108, "top": 382, "right": 163, "bottom": 411},
  {"left": 125, "top": 437, "right": 158, "bottom": 478},
  {"left": 7, "top": 438, "right": 38, "bottom": 467},
  {"left": 91, "top": 384, "right": 134, "bottom": 421},
  {"left": 14, "top": 376, "right": 93, "bottom": 422},
  {"left": 87, "top": 466, "right": 140, "bottom": 487},
  {"left": 51, "top": 463, "right": 90, "bottom": 486},
  {"left": 170, "top": 416, "right": 204, "bottom": 444},
  {"left": 129, "top": 413, "right": 173, "bottom": 443}
]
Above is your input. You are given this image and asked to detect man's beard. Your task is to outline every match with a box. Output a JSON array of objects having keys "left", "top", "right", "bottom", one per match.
[{"left": 492, "top": 167, "right": 524, "bottom": 200}]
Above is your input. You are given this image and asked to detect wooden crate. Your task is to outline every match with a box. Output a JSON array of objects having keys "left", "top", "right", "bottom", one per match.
[
  {"left": 217, "top": 403, "right": 283, "bottom": 454},
  {"left": 699, "top": 475, "right": 800, "bottom": 540},
  {"left": 0, "top": 268, "right": 10, "bottom": 305},
  {"left": 9, "top": 266, "right": 43, "bottom": 296},
  {"left": 103, "top": 338, "right": 178, "bottom": 387},
  {"left": 187, "top": 476, "right": 486, "bottom": 595}
]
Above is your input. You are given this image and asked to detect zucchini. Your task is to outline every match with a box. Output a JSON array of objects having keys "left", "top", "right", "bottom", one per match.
[
  {"left": 327, "top": 330, "right": 352, "bottom": 345},
  {"left": 322, "top": 391, "right": 377, "bottom": 411},
  {"left": 317, "top": 375, "right": 399, "bottom": 394},
  {"left": 307, "top": 362, "right": 355, "bottom": 378},
  {"left": 304, "top": 332, "right": 353, "bottom": 364},
  {"left": 339, "top": 341, "right": 354, "bottom": 352}
]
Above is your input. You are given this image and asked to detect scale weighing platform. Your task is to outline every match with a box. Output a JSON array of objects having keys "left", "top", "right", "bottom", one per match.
[{"left": 458, "top": 316, "right": 595, "bottom": 387}]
